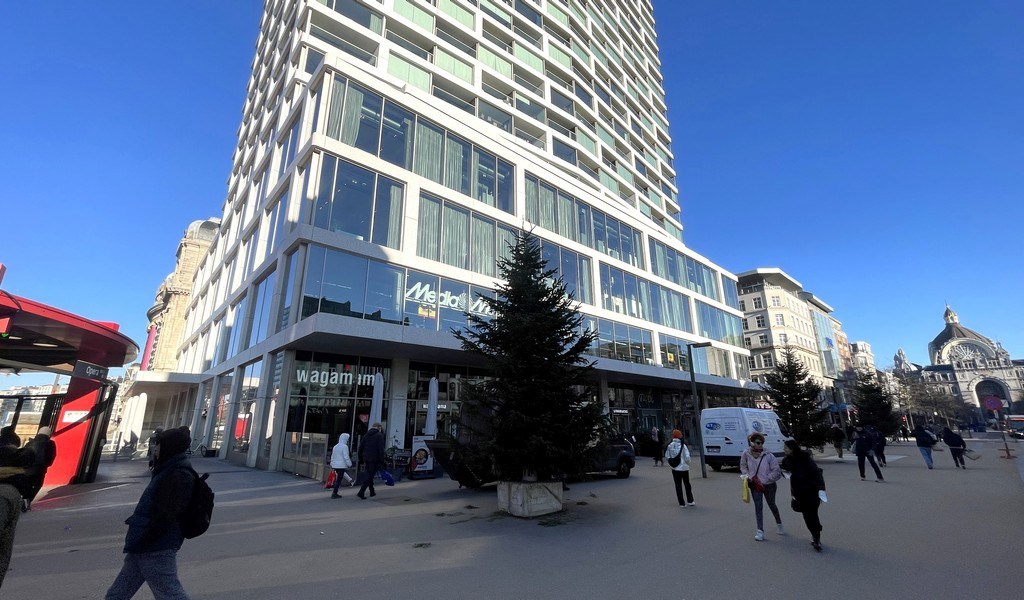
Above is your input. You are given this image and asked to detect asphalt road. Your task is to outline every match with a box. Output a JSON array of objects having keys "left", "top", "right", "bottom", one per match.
[{"left": 5, "top": 439, "right": 1022, "bottom": 600}]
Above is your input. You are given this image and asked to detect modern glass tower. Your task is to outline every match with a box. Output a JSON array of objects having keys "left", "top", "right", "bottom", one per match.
[{"left": 169, "top": 0, "right": 751, "bottom": 477}]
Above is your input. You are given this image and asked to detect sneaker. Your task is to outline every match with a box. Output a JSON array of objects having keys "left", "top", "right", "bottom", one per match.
[
  {"left": 687, "top": 502, "right": 695, "bottom": 506},
  {"left": 679, "top": 504, "right": 686, "bottom": 508},
  {"left": 331, "top": 494, "right": 342, "bottom": 499},
  {"left": 357, "top": 493, "right": 366, "bottom": 500},
  {"left": 860, "top": 477, "right": 865, "bottom": 481},
  {"left": 776, "top": 524, "right": 785, "bottom": 535},
  {"left": 754, "top": 530, "right": 765, "bottom": 541},
  {"left": 876, "top": 478, "right": 884, "bottom": 482}
]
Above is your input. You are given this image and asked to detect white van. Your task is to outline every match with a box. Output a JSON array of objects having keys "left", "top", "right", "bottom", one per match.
[{"left": 699, "top": 407, "right": 790, "bottom": 471}]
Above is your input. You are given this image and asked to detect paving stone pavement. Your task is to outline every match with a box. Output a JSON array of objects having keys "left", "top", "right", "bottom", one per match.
[{"left": 4, "top": 439, "right": 1022, "bottom": 600}]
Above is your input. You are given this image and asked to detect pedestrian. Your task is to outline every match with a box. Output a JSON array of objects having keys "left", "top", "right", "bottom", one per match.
[
  {"left": 651, "top": 426, "right": 664, "bottom": 466},
  {"left": 663, "top": 429, "right": 694, "bottom": 507},
  {"left": 740, "top": 432, "right": 784, "bottom": 541},
  {"left": 941, "top": 427, "right": 967, "bottom": 469},
  {"left": 870, "top": 425, "right": 887, "bottom": 467},
  {"left": 105, "top": 426, "right": 194, "bottom": 600},
  {"left": 357, "top": 422, "right": 386, "bottom": 500},
  {"left": 853, "top": 425, "right": 883, "bottom": 482},
  {"left": 913, "top": 424, "right": 938, "bottom": 469},
  {"left": 780, "top": 439, "right": 827, "bottom": 552},
  {"left": 329, "top": 433, "right": 354, "bottom": 498},
  {"left": 0, "top": 430, "right": 35, "bottom": 590},
  {"left": 900, "top": 425, "right": 910, "bottom": 442},
  {"left": 829, "top": 424, "right": 846, "bottom": 459},
  {"left": 23, "top": 426, "right": 58, "bottom": 511}
]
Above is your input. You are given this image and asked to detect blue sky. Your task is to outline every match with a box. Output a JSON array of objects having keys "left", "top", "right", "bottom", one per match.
[{"left": 2, "top": 1, "right": 1021, "bottom": 388}]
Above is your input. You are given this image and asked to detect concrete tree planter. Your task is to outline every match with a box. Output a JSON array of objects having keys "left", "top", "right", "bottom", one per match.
[{"left": 497, "top": 481, "right": 564, "bottom": 517}]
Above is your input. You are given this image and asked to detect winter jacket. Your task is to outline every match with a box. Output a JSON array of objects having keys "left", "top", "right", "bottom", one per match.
[
  {"left": 852, "top": 430, "right": 877, "bottom": 457},
  {"left": 829, "top": 427, "right": 846, "bottom": 445},
  {"left": 24, "top": 434, "right": 57, "bottom": 480},
  {"left": 780, "top": 449, "right": 825, "bottom": 511},
  {"left": 358, "top": 427, "right": 386, "bottom": 464},
  {"left": 941, "top": 429, "right": 966, "bottom": 449},
  {"left": 330, "top": 433, "right": 353, "bottom": 469},
  {"left": 0, "top": 444, "right": 35, "bottom": 498},
  {"left": 122, "top": 452, "right": 194, "bottom": 553},
  {"left": 663, "top": 438, "right": 691, "bottom": 472},
  {"left": 740, "top": 449, "right": 781, "bottom": 484},
  {"left": 913, "top": 427, "right": 937, "bottom": 448}
]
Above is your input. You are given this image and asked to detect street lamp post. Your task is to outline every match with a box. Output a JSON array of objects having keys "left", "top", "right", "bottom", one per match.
[{"left": 687, "top": 341, "right": 713, "bottom": 478}]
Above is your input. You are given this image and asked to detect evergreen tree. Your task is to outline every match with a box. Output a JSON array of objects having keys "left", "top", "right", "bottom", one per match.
[
  {"left": 452, "top": 231, "right": 610, "bottom": 482},
  {"left": 852, "top": 370, "right": 900, "bottom": 436},
  {"left": 761, "top": 346, "right": 828, "bottom": 448}
]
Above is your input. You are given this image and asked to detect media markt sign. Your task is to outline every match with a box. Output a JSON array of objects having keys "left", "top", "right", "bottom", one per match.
[{"left": 72, "top": 360, "right": 108, "bottom": 382}]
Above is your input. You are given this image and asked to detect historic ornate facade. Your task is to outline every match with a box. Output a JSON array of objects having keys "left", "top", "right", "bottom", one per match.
[{"left": 894, "top": 306, "right": 1024, "bottom": 418}]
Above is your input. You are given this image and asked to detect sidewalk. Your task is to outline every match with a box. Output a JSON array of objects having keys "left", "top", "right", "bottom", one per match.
[{"left": 10, "top": 446, "right": 1024, "bottom": 599}]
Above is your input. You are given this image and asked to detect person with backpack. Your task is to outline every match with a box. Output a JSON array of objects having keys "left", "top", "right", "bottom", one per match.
[
  {"left": 740, "top": 432, "right": 784, "bottom": 541},
  {"left": 1, "top": 429, "right": 35, "bottom": 590},
  {"left": 105, "top": 426, "right": 195, "bottom": 599},
  {"left": 780, "top": 439, "right": 827, "bottom": 552},
  {"left": 663, "top": 429, "right": 694, "bottom": 507},
  {"left": 853, "top": 425, "right": 884, "bottom": 482},
  {"left": 913, "top": 424, "right": 938, "bottom": 469}
]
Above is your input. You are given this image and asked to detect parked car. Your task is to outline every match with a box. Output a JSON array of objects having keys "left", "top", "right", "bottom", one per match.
[{"left": 591, "top": 435, "right": 636, "bottom": 478}]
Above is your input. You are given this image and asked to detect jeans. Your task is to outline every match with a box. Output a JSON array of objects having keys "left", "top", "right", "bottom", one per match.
[
  {"left": 331, "top": 468, "right": 349, "bottom": 495},
  {"left": 918, "top": 447, "right": 934, "bottom": 468},
  {"left": 671, "top": 470, "right": 693, "bottom": 505},
  {"left": 105, "top": 549, "right": 189, "bottom": 599},
  {"left": 751, "top": 482, "right": 781, "bottom": 530},
  {"left": 857, "top": 454, "right": 884, "bottom": 480}
]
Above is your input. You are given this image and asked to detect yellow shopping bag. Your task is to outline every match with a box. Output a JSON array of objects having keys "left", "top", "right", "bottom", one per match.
[{"left": 741, "top": 476, "right": 750, "bottom": 503}]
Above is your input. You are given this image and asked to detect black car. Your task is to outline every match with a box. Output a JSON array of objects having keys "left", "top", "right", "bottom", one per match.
[{"left": 591, "top": 435, "right": 636, "bottom": 478}]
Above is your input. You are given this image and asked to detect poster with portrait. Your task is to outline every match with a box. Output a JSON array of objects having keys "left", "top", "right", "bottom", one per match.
[{"left": 411, "top": 435, "right": 434, "bottom": 472}]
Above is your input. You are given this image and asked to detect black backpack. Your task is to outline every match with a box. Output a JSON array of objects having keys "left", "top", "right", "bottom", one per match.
[{"left": 180, "top": 468, "right": 215, "bottom": 539}]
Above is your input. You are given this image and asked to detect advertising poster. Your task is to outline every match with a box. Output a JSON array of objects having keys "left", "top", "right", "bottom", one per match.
[{"left": 411, "top": 435, "right": 434, "bottom": 472}]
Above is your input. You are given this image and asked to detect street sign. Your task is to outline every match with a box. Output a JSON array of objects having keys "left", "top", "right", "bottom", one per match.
[
  {"left": 72, "top": 361, "right": 108, "bottom": 382},
  {"left": 983, "top": 397, "right": 1004, "bottom": 411}
]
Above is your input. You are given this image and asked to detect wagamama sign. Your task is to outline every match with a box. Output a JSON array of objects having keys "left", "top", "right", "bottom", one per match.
[{"left": 295, "top": 369, "right": 376, "bottom": 388}]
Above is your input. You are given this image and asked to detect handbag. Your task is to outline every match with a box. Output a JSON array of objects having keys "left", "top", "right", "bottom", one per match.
[
  {"left": 324, "top": 469, "right": 337, "bottom": 489},
  {"left": 667, "top": 443, "right": 682, "bottom": 468},
  {"left": 741, "top": 477, "right": 751, "bottom": 503},
  {"left": 747, "top": 455, "right": 766, "bottom": 493},
  {"left": 379, "top": 469, "right": 396, "bottom": 486}
]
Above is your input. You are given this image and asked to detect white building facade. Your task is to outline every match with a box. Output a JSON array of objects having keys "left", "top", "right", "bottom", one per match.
[{"left": 155, "top": 0, "right": 752, "bottom": 477}]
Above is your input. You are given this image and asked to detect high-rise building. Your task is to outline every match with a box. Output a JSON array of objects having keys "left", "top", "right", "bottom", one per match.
[{"left": 150, "top": 0, "right": 752, "bottom": 477}]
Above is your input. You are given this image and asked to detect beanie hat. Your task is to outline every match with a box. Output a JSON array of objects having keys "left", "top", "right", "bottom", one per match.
[
  {"left": 672, "top": 429, "right": 682, "bottom": 439},
  {"left": 156, "top": 426, "right": 191, "bottom": 458}
]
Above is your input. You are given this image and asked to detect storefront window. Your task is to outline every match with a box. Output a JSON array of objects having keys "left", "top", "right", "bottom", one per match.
[
  {"left": 260, "top": 352, "right": 283, "bottom": 461},
  {"left": 232, "top": 360, "right": 262, "bottom": 455},
  {"left": 210, "top": 372, "right": 234, "bottom": 452}
]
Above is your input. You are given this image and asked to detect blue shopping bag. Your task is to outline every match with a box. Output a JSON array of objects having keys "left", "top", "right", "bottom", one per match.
[{"left": 379, "top": 469, "right": 396, "bottom": 486}]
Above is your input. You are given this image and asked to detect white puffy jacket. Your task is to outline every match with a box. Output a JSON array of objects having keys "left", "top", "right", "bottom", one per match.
[
  {"left": 330, "top": 433, "right": 353, "bottom": 469},
  {"left": 663, "top": 438, "right": 691, "bottom": 472}
]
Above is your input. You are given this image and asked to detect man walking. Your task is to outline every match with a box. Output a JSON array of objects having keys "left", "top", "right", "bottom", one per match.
[
  {"left": 357, "top": 423, "right": 386, "bottom": 500},
  {"left": 830, "top": 424, "right": 846, "bottom": 459},
  {"left": 105, "top": 426, "right": 194, "bottom": 599},
  {"left": 853, "top": 425, "right": 883, "bottom": 482},
  {"left": 913, "top": 424, "right": 938, "bottom": 469}
]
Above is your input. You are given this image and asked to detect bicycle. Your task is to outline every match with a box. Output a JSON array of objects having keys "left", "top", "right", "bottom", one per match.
[{"left": 188, "top": 440, "right": 210, "bottom": 457}]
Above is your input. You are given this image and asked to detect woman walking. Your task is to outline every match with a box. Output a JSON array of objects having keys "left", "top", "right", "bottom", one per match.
[
  {"left": 329, "top": 433, "right": 354, "bottom": 498},
  {"left": 853, "top": 425, "right": 884, "bottom": 482},
  {"left": 941, "top": 427, "right": 967, "bottom": 469},
  {"left": 664, "top": 430, "right": 694, "bottom": 507},
  {"left": 780, "top": 439, "right": 827, "bottom": 552},
  {"left": 740, "top": 432, "right": 783, "bottom": 541}
]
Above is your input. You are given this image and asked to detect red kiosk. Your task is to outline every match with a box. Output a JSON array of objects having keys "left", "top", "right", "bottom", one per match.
[{"left": 0, "top": 270, "right": 138, "bottom": 485}]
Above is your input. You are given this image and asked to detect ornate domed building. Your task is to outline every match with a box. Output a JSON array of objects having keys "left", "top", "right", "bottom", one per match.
[{"left": 894, "top": 306, "right": 1024, "bottom": 423}]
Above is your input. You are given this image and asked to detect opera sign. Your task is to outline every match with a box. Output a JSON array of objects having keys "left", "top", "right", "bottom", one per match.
[{"left": 73, "top": 360, "right": 108, "bottom": 382}]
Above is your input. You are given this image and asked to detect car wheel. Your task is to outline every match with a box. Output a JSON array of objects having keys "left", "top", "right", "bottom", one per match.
[
  {"left": 616, "top": 459, "right": 631, "bottom": 478},
  {"left": 710, "top": 463, "right": 722, "bottom": 472}
]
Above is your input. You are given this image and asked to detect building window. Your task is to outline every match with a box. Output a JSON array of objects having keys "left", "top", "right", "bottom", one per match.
[
  {"left": 742, "top": 319, "right": 749, "bottom": 331},
  {"left": 747, "top": 356, "right": 756, "bottom": 369},
  {"left": 758, "top": 334, "right": 768, "bottom": 346},
  {"left": 775, "top": 314, "right": 785, "bottom": 326},
  {"left": 761, "top": 354, "right": 774, "bottom": 368},
  {"left": 755, "top": 315, "right": 766, "bottom": 328},
  {"left": 752, "top": 297, "right": 764, "bottom": 309},
  {"left": 739, "top": 300, "right": 746, "bottom": 311},
  {"left": 779, "top": 333, "right": 788, "bottom": 344},
  {"left": 744, "top": 337, "right": 751, "bottom": 348},
  {"left": 312, "top": 154, "right": 403, "bottom": 249},
  {"left": 771, "top": 295, "right": 781, "bottom": 307}
]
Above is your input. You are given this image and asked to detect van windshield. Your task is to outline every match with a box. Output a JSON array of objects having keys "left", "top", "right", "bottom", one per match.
[{"left": 775, "top": 419, "right": 791, "bottom": 437}]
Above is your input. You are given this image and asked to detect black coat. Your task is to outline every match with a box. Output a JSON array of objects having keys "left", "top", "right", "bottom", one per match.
[
  {"left": 781, "top": 449, "right": 825, "bottom": 511},
  {"left": 358, "top": 428, "right": 386, "bottom": 464},
  {"left": 941, "top": 429, "right": 966, "bottom": 449},
  {"left": 25, "top": 434, "right": 57, "bottom": 480}
]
